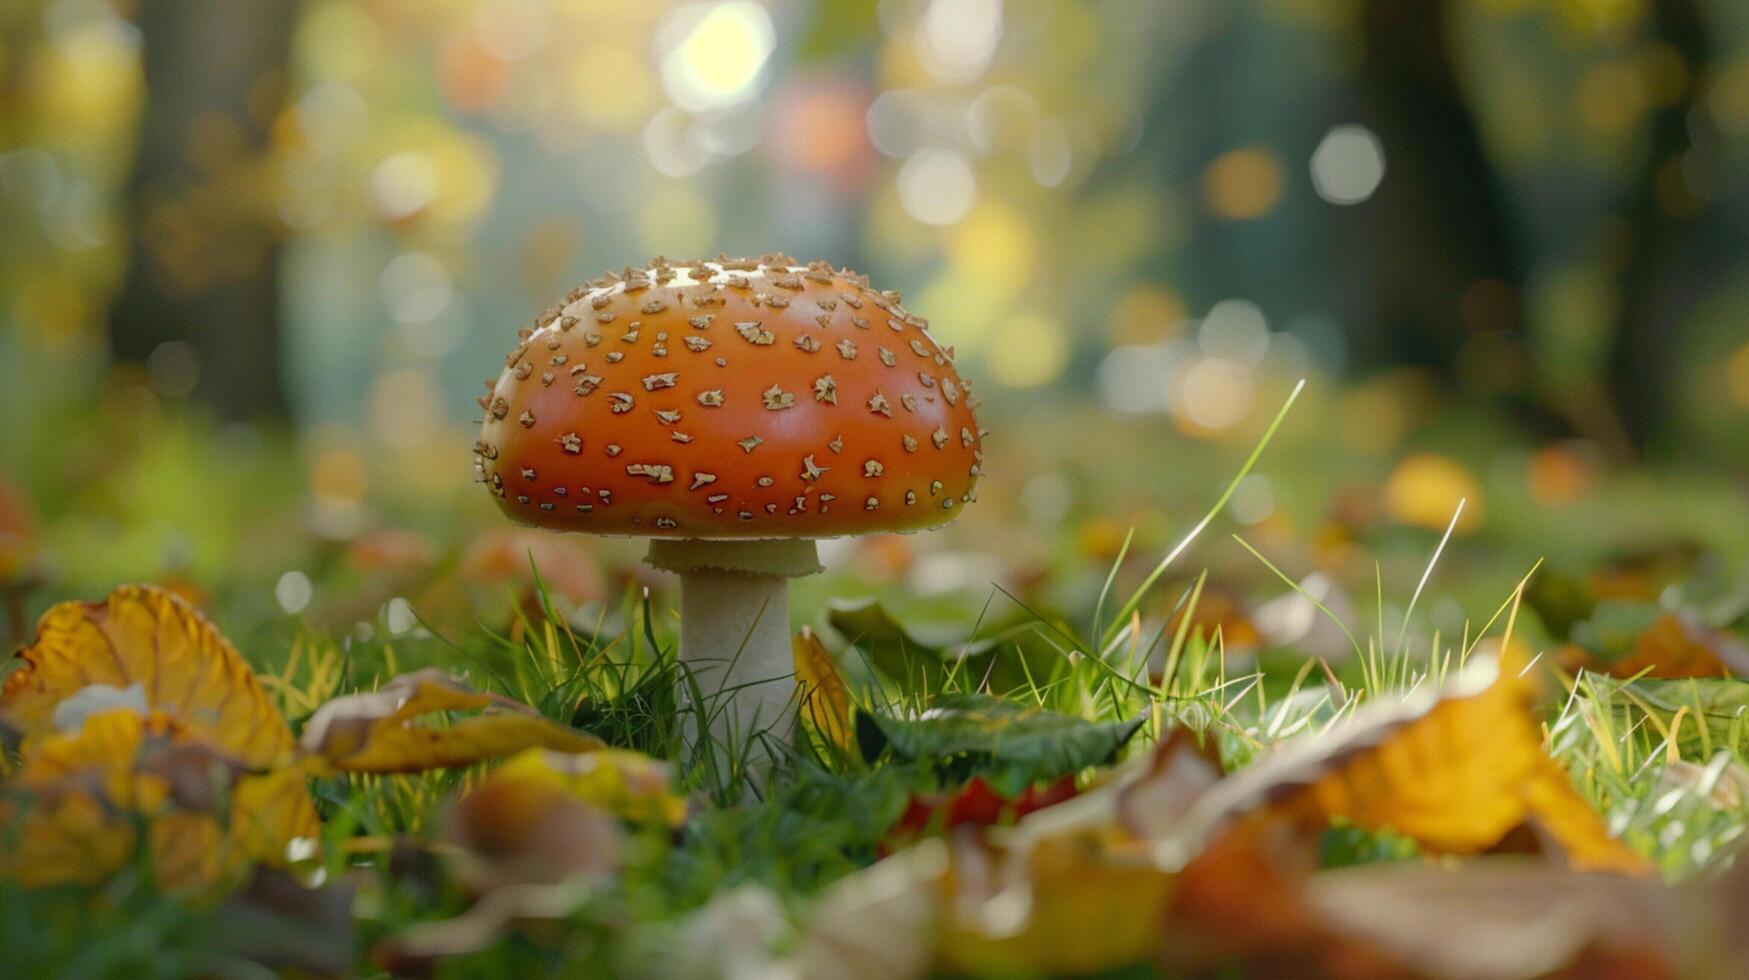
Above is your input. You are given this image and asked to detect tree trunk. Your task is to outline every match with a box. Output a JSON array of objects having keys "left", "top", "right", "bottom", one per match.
[
  {"left": 110, "top": 0, "right": 301, "bottom": 420},
  {"left": 1353, "top": 0, "right": 1527, "bottom": 373},
  {"left": 1605, "top": 0, "right": 1712, "bottom": 452}
]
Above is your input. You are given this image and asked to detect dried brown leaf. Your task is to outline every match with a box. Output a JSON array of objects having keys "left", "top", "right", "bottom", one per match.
[{"left": 300, "top": 668, "right": 603, "bottom": 773}]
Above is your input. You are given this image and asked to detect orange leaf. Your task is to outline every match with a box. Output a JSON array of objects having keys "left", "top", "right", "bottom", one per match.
[
  {"left": 1573, "top": 612, "right": 1749, "bottom": 679},
  {"left": 792, "top": 626, "right": 853, "bottom": 752},
  {"left": 1, "top": 585, "right": 298, "bottom": 769},
  {"left": 1230, "top": 656, "right": 1648, "bottom": 874},
  {"left": 300, "top": 669, "right": 603, "bottom": 774}
]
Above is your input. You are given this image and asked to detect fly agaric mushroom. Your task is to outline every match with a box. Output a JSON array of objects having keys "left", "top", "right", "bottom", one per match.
[{"left": 475, "top": 255, "right": 984, "bottom": 747}]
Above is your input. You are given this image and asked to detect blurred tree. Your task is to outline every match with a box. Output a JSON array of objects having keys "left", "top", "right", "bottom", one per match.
[
  {"left": 1605, "top": 0, "right": 1715, "bottom": 451},
  {"left": 109, "top": 0, "right": 300, "bottom": 420},
  {"left": 1353, "top": 0, "right": 1526, "bottom": 373}
]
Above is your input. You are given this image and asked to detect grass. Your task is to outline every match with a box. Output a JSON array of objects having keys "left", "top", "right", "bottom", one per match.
[
  {"left": 4, "top": 385, "right": 1749, "bottom": 976},
  {"left": 6, "top": 550, "right": 1749, "bottom": 975}
]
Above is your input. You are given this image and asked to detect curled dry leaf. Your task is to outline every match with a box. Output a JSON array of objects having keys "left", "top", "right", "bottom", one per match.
[
  {"left": 0, "top": 709, "right": 319, "bottom": 889},
  {"left": 791, "top": 839, "right": 951, "bottom": 980},
  {"left": 1159, "top": 821, "right": 1400, "bottom": 979},
  {"left": 1115, "top": 726, "right": 1225, "bottom": 840},
  {"left": 378, "top": 771, "right": 625, "bottom": 970},
  {"left": 1175, "top": 654, "right": 1649, "bottom": 874},
  {"left": 1168, "top": 815, "right": 1739, "bottom": 979},
  {"left": 375, "top": 879, "right": 597, "bottom": 975},
  {"left": 796, "top": 732, "right": 1227, "bottom": 979},
  {"left": 660, "top": 885, "right": 792, "bottom": 980},
  {"left": 300, "top": 668, "right": 604, "bottom": 774},
  {"left": 1301, "top": 861, "right": 1679, "bottom": 979},
  {"left": 1559, "top": 611, "right": 1749, "bottom": 679},
  {"left": 792, "top": 625, "right": 853, "bottom": 752},
  {"left": 441, "top": 771, "right": 624, "bottom": 894},
  {"left": 1, "top": 585, "right": 300, "bottom": 769},
  {"left": 0, "top": 586, "right": 319, "bottom": 888},
  {"left": 791, "top": 653, "right": 1648, "bottom": 978},
  {"left": 0, "top": 585, "right": 615, "bottom": 893},
  {"left": 940, "top": 829, "right": 1177, "bottom": 977}
]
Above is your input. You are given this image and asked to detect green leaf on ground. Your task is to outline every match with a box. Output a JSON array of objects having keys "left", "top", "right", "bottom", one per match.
[{"left": 855, "top": 692, "right": 1144, "bottom": 784}]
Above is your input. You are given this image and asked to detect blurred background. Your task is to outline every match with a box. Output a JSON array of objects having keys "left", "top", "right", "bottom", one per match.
[{"left": 1, "top": 0, "right": 1747, "bottom": 656}]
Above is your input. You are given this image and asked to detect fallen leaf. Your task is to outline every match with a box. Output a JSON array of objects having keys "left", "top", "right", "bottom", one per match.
[
  {"left": 1163, "top": 584, "right": 1261, "bottom": 654},
  {"left": 1303, "top": 861, "right": 1680, "bottom": 979},
  {"left": 1657, "top": 755, "right": 1749, "bottom": 809},
  {"left": 440, "top": 772, "right": 624, "bottom": 894},
  {"left": 490, "top": 746, "right": 685, "bottom": 827},
  {"left": 1161, "top": 821, "right": 1402, "bottom": 979},
  {"left": 855, "top": 692, "right": 1143, "bottom": 783},
  {"left": 377, "top": 774, "right": 625, "bottom": 971},
  {"left": 793, "top": 626, "right": 854, "bottom": 752},
  {"left": 1, "top": 585, "right": 300, "bottom": 769},
  {"left": 0, "top": 709, "right": 318, "bottom": 889},
  {"left": 794, "top": 659, "right": 1654, "bottom": 979},
  {"left": 300, "top": 668, "right": 603, "bottom": 773},
  {"left": 790, "top": 839, "right": 949, "bottom": 980},
  {"left": 374, "top": 879, "right": 597, "bottom": 974},
  {"left": 1114, "top": 725, "right": 1226, "bottom": 840},
  {"left": 659, "top": 885, "right": 791, "bottom": 980},
  {"left": 939, "top": 829, "right": 1177, "bottom": 977},
  {"left": 0, "top": 587, "right": 319, "bottom": 888},
  {"left": 882, "top": 775, "right": 1077, "bottom": 854},
  {"left": 1562, "top": 611, "right": 1749, "bottom": 679},
  {"left": 800, "top": 734, "right": 1224, "bottom": 978},
  {"left": 826, "top": 598, "right": 1061, "bottom": 696},
  {"left": 1174, "top": 655, "right": 1649, "bottom": 874}
]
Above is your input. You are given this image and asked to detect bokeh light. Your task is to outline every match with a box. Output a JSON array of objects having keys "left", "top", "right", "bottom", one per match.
[
  {"left": 1728, "top": 342, "right": 1749, "bottom": 410},
  {"left": 1202, "top": 146, "right": 1284, "bottom": 220},
  {"left": 1383, "top": 453, "right": 1482, "bottom": 533},
  {"left": 986, "top": 313, "right": 1067, "bottom": 388},
  {"left": 1309, "top": 124, "right": 1386, "bottom": 205},
  {"left": 896, "top": 147, "right": 976, "bottom": 225},
  {"left": 658, "top": 1, "right": 776, "bottom": 113},
  {"left": 916, "top": 0, "right": 1004, "bottom": 85}
]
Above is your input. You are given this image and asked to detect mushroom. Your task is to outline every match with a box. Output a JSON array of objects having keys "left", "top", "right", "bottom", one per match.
[{"left": 475, "top": 255, "right": 985, "bottom": 750}]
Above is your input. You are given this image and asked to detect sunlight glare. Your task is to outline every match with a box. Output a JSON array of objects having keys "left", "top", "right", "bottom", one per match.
[{"left": 659, "top": 1, "right": 776, "bottom": 112}]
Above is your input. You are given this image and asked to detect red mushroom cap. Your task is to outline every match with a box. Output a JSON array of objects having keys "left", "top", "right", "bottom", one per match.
[{"left": 476, "top": 256, "right": 985, "bottom": 539}]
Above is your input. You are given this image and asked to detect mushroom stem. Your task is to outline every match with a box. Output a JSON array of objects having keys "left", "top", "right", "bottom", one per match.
[{"left": 645, "top": 538, "right": 823, "bottom": 757}]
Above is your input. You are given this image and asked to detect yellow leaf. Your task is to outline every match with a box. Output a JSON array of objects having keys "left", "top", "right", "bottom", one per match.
[
  {"left": 1240, "top": 656, "right": 1648, "bottom": 874},
  {"left": 792, "top": 626, "right": 853, "bottom": 752},
  {"left": 300, "top": 669, "right": 603, "bottom": 773},
  {"left": 492, "top": 747, "right": 686, "bottom": 827},
  {"left": 1, "top": 585, "right": 298, "bottom": 769},
  {"left": 1382, "top": 452, "right": 1482, "bottom": 532},
  {"left": 940, "top": 834, "right": 1175, "bottom": 976},
  {"left": 0, "top": 709, "right": 318, "bottom": 889}
]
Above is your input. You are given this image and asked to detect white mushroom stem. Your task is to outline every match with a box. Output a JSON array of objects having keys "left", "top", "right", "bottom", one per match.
[{"left": 645, "top": 538, "right": 822, "bottom": 756}]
